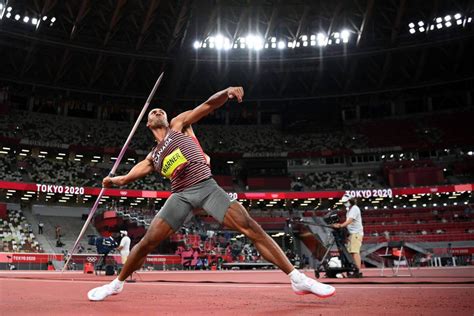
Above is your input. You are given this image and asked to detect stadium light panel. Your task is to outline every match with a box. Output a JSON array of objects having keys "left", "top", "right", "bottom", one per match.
[
  {"left": 310, "top": 40, "right": 316, "bottom": 46},
  {"left": 436, "top": 23, "right": 443, "bottom": 29},
  {"left": 310, "top": 35, "right": 316, "bottom": 40},
  {"left": 0, "top": 3, "right": 2, "bottom": 10},
  {"left": 42, "top": 15, "right": 47, "bottom": 21},
  {"left": 239, "top": 43, "right": 245, "bottom": 49},
  {"left": 5, "top": 12, "right": 11, "bottom": 18},
  {"left": 436, "top": 17, "right": 442, "bottom": 23},
  {"left": 430, "top": 25, "right": 434, "bottom": 30},
  {"left": 302, "top": 41, "right": 308, "bottom": 47},
  {"left": 408, "top": 22, "right": 415, "bottom": 28},
  {"left": 271, "top": 37, "right": 276, "bottom": 43},
  {"left": 7, "top": 6, "right": 12, "bottom": 12},
  {"left": 454, "top": 13, "right": 461, "bottom": 20},
  {"left": 468, "top": 17, "right": 472, "bottom": 23},
  {"left": 317, "top": 33, "right": 327, "bottom": 46},
  {"left": 23, "top": 16, "right": 29, "bottom": 23},
  {"left": 14, "top": 14, "right": 20, "bottom": 20},
  {"left": 419, "top": 27, "right": 425, "bottom": 32},
  {"left": 333, "top": 32, "right": 340, "bottom": 39},
  {"left": 335, "top": 38, "right": 340, "bottom": 44},
  {"left": 456, "top": 19, "right": 462, "bottom": 25},
  {"left": 233, "top": 44, "right": 238, "bottom": 48},
  {"left": 277, "top": 41, "right": 285, "bottom": 49},
  {"left": 209, "top": 42, "right": 215, "bottom": 48},
  {"left": 444, "top": 15, "right": 451, "bottom": 21},
  {"left": 296, "top": 42, "right": 300, "bottom": 47},
  {"left": 418, "top": 21, "right": 424, "bottom": 26},
  {"left": 287, "top": 41, "right": 293, "bottom": 48},
  {"left": 50, "top": 17, "right": 56, "bottom": 23},
  {"left": 271, "top": 43, "right": 276, "bottom": 48},
  {"left": 341, "top": 30, "right": 350, "bottom": 43},
  {"left": 445, "top": 21, "right": 452, "bottom": 27},
  {"left": 32, "top": 18, "right": 38, "bottom": 25},
  {"left": 301, "top": 35, "right": 307, "bottom": 41},
  {"left": 193, "top": 41, "right": 200, "bottom": 49}
]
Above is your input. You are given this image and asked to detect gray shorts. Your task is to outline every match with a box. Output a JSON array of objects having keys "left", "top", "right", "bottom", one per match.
[{"left": 155, "top": 178, "right": 235, "bottom": 231}]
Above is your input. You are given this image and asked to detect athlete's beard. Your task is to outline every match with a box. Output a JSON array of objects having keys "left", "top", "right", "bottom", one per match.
[{"left": 148, "top": 117, "right": 168, "bottom": 129}]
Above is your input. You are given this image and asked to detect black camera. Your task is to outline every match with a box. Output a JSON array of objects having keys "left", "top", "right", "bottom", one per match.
[{"left": 323, "top": 211, "right": 340, "bottom": 225}]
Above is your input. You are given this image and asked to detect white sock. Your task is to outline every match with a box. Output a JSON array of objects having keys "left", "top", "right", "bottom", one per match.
[
  {"left": 288, "top": 269, "right": 304, "bottom": 283},
  {"left": 112, "top": 278, "right": 124, "bottom": 286}
]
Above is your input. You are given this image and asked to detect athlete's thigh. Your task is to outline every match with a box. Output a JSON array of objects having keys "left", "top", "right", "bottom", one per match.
[
  {"left": 201, "top": 180, "right": 234, "bottom": 224},
  {"left": 155, "top": 193, "right": 193, "bottom": 231}
]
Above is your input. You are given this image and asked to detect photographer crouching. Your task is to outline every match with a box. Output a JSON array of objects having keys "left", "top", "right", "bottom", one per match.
[{"left": 332, "top": 194, "right": 364, "bottom": 278}]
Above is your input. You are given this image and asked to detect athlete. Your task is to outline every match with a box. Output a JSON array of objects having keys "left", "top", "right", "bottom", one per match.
[{"left": 87, "top": 86, "right": 335, "bottom": 301}]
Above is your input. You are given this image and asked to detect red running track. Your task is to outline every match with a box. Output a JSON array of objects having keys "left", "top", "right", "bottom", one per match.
[{"left": 1, "top": 269, "right": 474, "bottom": 315}]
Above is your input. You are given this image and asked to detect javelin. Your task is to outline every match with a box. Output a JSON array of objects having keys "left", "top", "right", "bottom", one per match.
[{"left": 62, "top": 72, "right": 164, "bottom": 272}]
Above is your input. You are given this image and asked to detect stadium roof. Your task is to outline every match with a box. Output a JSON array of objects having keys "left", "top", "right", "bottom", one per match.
[{"left": 0, "top": 0, "right": 472, "bottom": 104}]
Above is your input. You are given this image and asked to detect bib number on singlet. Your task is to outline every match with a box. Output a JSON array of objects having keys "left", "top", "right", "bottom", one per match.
[{"left": 161, "top": 148, "right": 189, "bottom": 179}]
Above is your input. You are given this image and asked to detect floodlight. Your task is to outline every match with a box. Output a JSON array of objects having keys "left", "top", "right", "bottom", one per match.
[
  {"left": 193, "top": 41, "right": 200, "bottom": 49},
  {"left": 316, "top": 33, "right": 327, "bottom": 46},
  {"left": 277, "top": 41, "right": 285, "bottom": 49},
  {"left": 341, "top": 30, "right": 350, "bottom": 42}
]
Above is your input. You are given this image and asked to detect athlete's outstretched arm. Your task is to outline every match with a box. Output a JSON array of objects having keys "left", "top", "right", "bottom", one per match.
[
  {"left": 102, "top": 156, "right": 154, "bottom": 187},
  {"left": 171, "top": 87, "right": 244, "bottom": 129}
]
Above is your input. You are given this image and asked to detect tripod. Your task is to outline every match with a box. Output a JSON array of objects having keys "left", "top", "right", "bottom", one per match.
[{"left": 314, "top": 228, "right": 359, "bottom": 278}]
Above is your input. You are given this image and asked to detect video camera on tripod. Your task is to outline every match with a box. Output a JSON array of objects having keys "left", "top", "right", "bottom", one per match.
[{"left": 290, "top": 211, "right": 360, "bottom": 278}]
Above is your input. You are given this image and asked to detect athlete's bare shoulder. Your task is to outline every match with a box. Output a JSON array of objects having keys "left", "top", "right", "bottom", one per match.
[{"left": 170, "top": 110, "right": 193, "bottom": 135}]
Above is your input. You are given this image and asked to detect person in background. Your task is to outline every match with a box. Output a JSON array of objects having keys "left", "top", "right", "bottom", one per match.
[
  {"left": 332, "top": 194, "right": 364, "bottom": 278},
  {"left": 117, "top": 231, "right": 131, "bottom": 264}
]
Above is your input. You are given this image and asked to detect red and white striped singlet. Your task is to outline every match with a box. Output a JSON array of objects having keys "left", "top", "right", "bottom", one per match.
[{"left": 150, "top": 129, "right": 212, "bottom": 192}]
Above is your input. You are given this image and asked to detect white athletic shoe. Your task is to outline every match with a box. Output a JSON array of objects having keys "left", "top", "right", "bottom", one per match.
[
  {"left": 291, "top": 275, "right": 336, "bottom": 298},
  {"left": 87, "top": 280, "right": 124, "bottom": 301}
]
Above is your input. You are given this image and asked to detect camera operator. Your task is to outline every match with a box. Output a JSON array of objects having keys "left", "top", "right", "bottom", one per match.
[{"left": 332, "top": 194, "right": 364, "bottom": 276}]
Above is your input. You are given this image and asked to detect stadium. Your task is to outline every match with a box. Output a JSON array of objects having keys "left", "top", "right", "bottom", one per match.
[{"left": 0, "top": 0, "right": 473, "bottom": 314}]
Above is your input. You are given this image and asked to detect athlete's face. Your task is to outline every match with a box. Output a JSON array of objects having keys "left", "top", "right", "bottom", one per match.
[{"left": 147, "top": 108, "right": 169, "bottom": 128}]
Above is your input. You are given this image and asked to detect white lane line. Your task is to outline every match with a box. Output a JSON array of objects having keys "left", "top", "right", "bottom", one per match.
[{"left": 1, "top": 278, "right": 474, "bottom": 289}]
